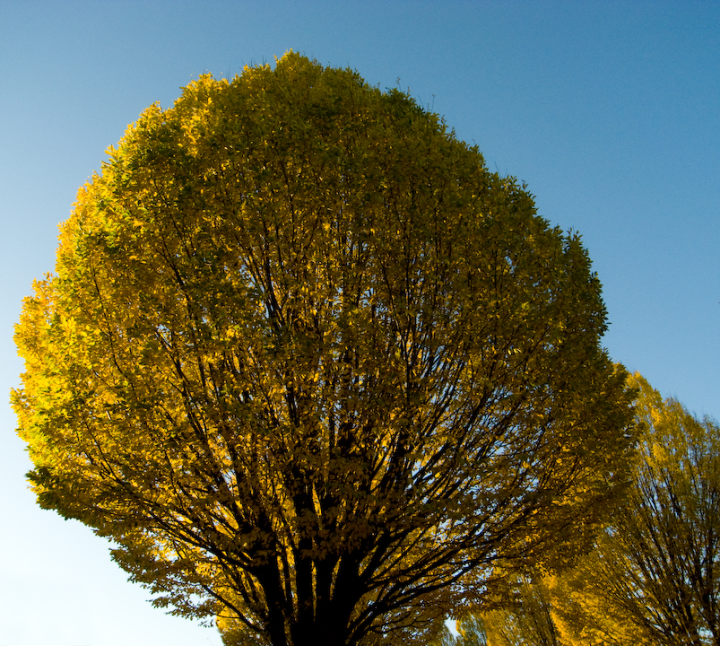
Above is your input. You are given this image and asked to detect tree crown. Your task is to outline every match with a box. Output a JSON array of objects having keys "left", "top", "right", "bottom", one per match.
[{"left": 13, "top": 52, "right": 635, "bottom": 646}]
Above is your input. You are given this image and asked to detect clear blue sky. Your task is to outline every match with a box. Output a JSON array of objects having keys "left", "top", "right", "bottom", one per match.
[{"left": 1, "top": 2, "right": 718, "bottom": 644}]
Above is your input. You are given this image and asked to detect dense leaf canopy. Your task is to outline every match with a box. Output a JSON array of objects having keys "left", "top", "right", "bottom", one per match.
[{"left": 13, "top": 53, "right": 635, "bottom": 646}]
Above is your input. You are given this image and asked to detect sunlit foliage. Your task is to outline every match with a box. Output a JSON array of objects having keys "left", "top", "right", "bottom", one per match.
[{"left": 13, "top": 53, "right": 635, "bottom": 646}]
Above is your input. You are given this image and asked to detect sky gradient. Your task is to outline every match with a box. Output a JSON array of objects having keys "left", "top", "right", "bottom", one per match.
[{"left": 1, "top": 2, "right": 718, "bottom": 644}]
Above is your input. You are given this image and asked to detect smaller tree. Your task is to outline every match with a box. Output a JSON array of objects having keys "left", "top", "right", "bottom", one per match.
[
  {"left": 551, "top": 374, "right": 720, "bottom": 646},
  {"left": 546, "top": 564, "right": 652, "bottom": 646},
  {"left": 438, "top": 571, "right": 560, "bottom": 646},
  {"left": 429, "top": 615, "right": 488, "bottom": 646},
  {"left": 442, "top": 374, "right": 720, "bottom": 646},
  {"left": 483, "top": 573, "right": 560, "bottom": 646}
]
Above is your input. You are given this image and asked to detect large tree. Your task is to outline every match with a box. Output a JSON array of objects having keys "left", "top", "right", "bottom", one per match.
[{"left": 13, "top": 53, "right": 635, "bottom": 646}]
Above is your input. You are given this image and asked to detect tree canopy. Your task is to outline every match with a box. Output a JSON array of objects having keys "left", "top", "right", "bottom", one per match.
[{"left": 13, "top": 52, "right": 635, "bottom": 646}]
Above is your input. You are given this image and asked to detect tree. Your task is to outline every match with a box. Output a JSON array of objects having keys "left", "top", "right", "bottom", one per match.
[
  {"left": 481, "top": 573, "right": 561, "bottom": 646},
  {"left": 13, "top": 52, "right": 635, "bottom": 646},
  {"left": 435, "top": 570, "right": 563, "bottom": 646},
  {"left": 549, "top": 374, "right": 720, "bottom": 646},
  {"left": 435, "top": 614, "right": 489, "bottom": 646},
  {"left": 439, "top": 376, "right": 720, "bottom": 646},
  {"left": 545, "top": 559, "right": 653, "bottom": 646}
]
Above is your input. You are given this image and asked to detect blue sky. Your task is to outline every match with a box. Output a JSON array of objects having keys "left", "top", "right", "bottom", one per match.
[{"left": 1, "top": 2, "right": 718, "bottom": 644}]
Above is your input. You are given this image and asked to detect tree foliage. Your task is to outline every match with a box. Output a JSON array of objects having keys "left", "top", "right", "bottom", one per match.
[{"left": 13, "top": 53, "right": 635, "bottom": 646}]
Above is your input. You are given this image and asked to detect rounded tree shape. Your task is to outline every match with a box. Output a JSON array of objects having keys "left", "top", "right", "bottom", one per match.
[{"left": 13, "top": 53, "right": 635, "bottom": 646}]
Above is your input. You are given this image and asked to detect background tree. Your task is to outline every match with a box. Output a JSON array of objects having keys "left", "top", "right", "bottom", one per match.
[
  {"left": 482, "top": 573, "right": 560, "bottom": 646},
  {"left": 442, "top": 375, "right": 720, "bottom": 646},
  {"left": 546, "top": 558, "right": 653, "bottom": 646},
  {"left": 550, "top": 374, "right": 720, "bottom": 646},
  {"left": 13, "top": 53, "right": 635, "bottom": 646},
  {"left": 434, "top": 571, "right": 561, "bottom": 646},
  {"left": 432, "top": 615, "right": 489, "bottom": 646}
]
